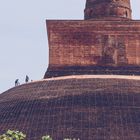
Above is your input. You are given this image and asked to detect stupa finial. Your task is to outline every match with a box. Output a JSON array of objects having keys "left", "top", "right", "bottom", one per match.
[{"left": 84, "top": 0, "right": 132, "bottom": 20}]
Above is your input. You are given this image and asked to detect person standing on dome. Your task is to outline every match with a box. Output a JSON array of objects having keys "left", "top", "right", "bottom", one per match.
[
  {"left": 25, "top": 75, "right": 29, "bottom": 83},
  {"left": 15, "top": 79, "right": 20, "bottom": 86}
]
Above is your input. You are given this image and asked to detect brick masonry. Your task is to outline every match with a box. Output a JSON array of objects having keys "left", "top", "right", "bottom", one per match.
[
  {"left": 1, "top": 1, "right": 140, "bottom": 140},
  {"left": 0, "top": 77, "right": 140, "bottom": 140},
  {"left": 84, "top": 0, "right": 132, "bottom": 20},
  {"left": 45, "top": 20, "right": 140, "bottom": 78}
]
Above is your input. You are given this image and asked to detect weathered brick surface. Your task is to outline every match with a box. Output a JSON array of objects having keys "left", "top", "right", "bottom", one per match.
[
  {"left": 45, "top": 20, "right": 140, "bottom": 78},
  {"left": 1, "top": 2, "right": 140, "bottom": 140},
  {"left": 84, "top": 0, "right": 132, "bottom": 20},
  {"left": 0, "top": 77, "right": 140, "bottom": 140}
]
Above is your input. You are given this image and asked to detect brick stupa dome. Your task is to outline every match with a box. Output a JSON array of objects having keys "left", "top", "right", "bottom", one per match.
[
  {"left": 0, "top": 0, "right": 140, "bottom": 140},
  {"left": 0, "top": 76, "right": 140, "bottom": 140}
]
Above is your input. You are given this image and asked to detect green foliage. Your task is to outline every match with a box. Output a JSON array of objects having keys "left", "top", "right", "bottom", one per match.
[
  {"left": 0, "top": 130, "right": 26, "bottom": 140},
  {"left": 0, "top": 130, "right": 80, "bottom": 140},
  {"left": 42, "top": 135, "right": 52, "bottom": 140}
]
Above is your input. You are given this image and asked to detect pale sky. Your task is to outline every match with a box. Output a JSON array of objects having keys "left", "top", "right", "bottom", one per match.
[{"left": 0, "top": 0, "right": 140, "bottom": 93}]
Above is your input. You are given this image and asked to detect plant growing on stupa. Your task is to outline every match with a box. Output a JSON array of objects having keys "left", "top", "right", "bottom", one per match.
[
  {"left": 0, "top": 130, "right": 26, "bottom": 140},
  {"left": 42, "top": 135, "right": 52, "bottom": 140},
  {"left": 0, "top": 130, "right": 81, "bottom": 140}
]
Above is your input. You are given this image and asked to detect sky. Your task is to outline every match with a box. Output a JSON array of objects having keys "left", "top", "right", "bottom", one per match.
[{"left": 0, "top": 0, "right": 140, "bottom": 93}]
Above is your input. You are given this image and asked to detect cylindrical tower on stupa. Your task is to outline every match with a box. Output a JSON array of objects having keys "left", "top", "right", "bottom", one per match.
[
  {"left": 84, "top": 0, "right": 132, "bottom": 20},
  {"left": 1, "top": 0, "right": 140, "bottom": 140}
]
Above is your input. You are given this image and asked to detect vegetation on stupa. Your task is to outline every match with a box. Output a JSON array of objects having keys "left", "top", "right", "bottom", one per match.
[
  {"left": 0, "top": 130, "right": 79, "bottom": 140},
  {"left": 42, "top": 135, "right": 52, "bottom": 140},
  {"left": 0, "top": 130, "right": 26, "bottom": 140}
]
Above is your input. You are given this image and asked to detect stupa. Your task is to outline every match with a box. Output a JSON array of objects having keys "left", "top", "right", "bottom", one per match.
[{"left": 0, "top": 0, "right": 140, "bottom": 140}]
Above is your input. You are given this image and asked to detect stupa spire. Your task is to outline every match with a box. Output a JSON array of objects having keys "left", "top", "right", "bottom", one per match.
[{"left": 84, "top": 0, "right": 132, "bottom": 20}]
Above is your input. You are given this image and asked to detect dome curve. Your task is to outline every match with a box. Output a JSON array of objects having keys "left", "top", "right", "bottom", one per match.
[{"left": 0, "top": 75, "right": 140, "bottom": 140}]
